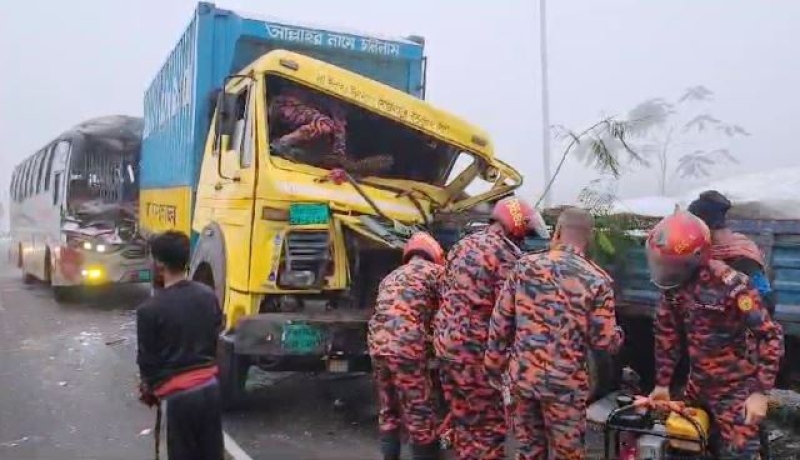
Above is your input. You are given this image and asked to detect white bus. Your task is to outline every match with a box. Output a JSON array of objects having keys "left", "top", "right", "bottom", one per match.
[{"left": 9, "top": 116, "right": 151, "bottom": 300}]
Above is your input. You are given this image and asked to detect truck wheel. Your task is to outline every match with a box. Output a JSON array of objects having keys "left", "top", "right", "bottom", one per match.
[
  {"left": 218, "top": 336, "right": 250, "bottom": 410},
  {"left": 588, "top": 350, "right": 618, "bottom": 402}
]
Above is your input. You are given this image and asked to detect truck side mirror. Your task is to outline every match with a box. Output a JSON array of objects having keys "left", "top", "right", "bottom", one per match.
[
  {"left": 216, "top": 91, "right": 238, "bottom": 138},
  {"left": 214, "top": 91, "right": 239, "bottom": 181}
]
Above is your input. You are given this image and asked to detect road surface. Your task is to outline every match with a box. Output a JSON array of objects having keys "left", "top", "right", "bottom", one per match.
[{"left": 1, "top": 255, "right": 799, "bottom": 459}]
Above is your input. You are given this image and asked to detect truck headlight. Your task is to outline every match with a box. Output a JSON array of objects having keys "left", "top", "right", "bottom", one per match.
[{"left": 278, "top": 271, "right": 316, "bottom": 288}]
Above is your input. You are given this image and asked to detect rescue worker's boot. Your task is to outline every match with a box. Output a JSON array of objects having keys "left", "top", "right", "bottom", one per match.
[
  {"left": 380, "top": 430, "right": 401, "bottom": 460},
  {"left": 411, "top": 442, "right": 440, "bottom": 460}
]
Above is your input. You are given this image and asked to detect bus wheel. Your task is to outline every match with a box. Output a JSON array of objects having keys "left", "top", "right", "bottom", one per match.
[
  {"left": 54, "top": 286, "right": 79, "bottom": 303},
  {"left": 217, "top": 336, "right": 249, "bottom": 410},
  {"left": 44, "top": 249, "right": 53, "bottom": 286}
]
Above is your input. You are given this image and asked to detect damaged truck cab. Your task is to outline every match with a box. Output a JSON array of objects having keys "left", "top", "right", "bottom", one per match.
[{"left": 140, "top": 3, "right": 522, "bottom": 406}]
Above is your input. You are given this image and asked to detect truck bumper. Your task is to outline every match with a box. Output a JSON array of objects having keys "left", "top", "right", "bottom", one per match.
[{"left": 231, "top": 313, "right": 371, "bottom": 373}]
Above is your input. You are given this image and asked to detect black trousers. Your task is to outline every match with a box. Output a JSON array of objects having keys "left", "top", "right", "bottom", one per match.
[{"left": 162, "top": 379, "right": 224, "bottom": 460}]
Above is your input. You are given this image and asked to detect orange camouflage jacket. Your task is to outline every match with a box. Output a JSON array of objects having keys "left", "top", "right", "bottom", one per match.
[
  {"left": 655, "top": 260, "right": 784, "bottom": 393},
  {"left": 433, "top": 224, "right": 523, "bottom": 364},
  {"left": 368, "top": 258, "right": 444, "bottom": 360},
  {"left": 485, "top": 244, "right": 624, "bottom": 397}
]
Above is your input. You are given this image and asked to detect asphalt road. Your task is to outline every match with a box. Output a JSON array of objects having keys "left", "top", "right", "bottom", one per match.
[
  {"left": 0, "top": 257, "right": 391, "bottom": 460},
  {"left": 0, "top": 266, "right": 153, "bottom": 459},
  {"left": 1, "top": 251, "right": 799, "bottom": 460}
]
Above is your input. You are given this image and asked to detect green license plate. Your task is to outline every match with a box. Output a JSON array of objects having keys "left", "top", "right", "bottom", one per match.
[
  {"left": 289, "top": 203, "right": 330, "bottom": 226},
  {"left": 138, "top": 269, "right": 152, "bottom": 281},
  {"left": 281, "top": 323, "right": 324, "bottom": 354}
]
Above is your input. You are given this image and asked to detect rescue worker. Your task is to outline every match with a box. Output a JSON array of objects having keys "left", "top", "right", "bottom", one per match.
[
  {"left": 433, "top": 196, "right": 549, "bottom": 460},
  {"left": 369, "top": 232, "right": 445, "bottom": 460},
  {"left": 137, "top": 231, "right": 224, "bottom": 460},
  {"left": 269, "top": 86, "right": 395, "bottom": 175},
  {"left": 647, "top": 211, "right": 784, "bottom": 458},
  {"left": 485, "top": 207, "right": 624, "bottom": 460},
  {"left": 269, "top": 86, "right": 348, "bottom": 159},
  {"left": 688, "top": 190, "right": 776, "bottom": 314}
]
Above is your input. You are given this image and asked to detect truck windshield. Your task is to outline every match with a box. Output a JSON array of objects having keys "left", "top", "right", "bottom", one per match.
[{"left": 266, "top": 76, "right": 461, "bottom": 186}]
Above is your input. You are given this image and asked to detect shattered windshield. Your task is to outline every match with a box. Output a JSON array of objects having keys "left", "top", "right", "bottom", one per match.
[
  {"left": 67, "top": 140, "right": 139, "bottom": 210},
  {"left": 65, "top": 117, "right": 142, "bottom": 211},
  {"left": 265, "top": 76, "right": 461, "bottom": 185}
]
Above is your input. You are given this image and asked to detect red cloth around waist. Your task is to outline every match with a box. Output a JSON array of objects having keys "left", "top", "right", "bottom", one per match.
[{"left": 154, "top": 365, "right": 218, "bottom": 399}]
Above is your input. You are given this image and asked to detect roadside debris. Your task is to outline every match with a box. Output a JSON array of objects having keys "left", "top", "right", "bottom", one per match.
[
  {"left": 58, "top": 381, "right": 68, "bottom": 387},
  {"left": 769, "top": 429, "right": 786, "bottom": 442},
  {"left": 104, "top": 337, "right": 127, "bottom": 346},
  {"left": 139, "top": 428, "right": 152, "bottom": 437},
  {"left": 0, "top": 436, "right": 29, "bottom": 448}
]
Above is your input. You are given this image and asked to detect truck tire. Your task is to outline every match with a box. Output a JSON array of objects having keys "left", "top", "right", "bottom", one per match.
[
  {"left": 189, "top": 223, "right": 227, "bottom": 308},
  {"left": 218, "top": 336, "right": 249, "bottom": 410},
  {"left": 588, "top": 350, "right": 618, "bottom": 402}
]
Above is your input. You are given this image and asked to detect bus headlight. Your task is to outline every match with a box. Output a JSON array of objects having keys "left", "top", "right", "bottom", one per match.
[
  {"left": 81, "top": 267, "right": 105, "bottom": 282},
  {"left": 96, "top": 244, "right": 107, "bottom": 253},
  {"left": 83, "top": 242, "right": 93, "bottom": 251}
]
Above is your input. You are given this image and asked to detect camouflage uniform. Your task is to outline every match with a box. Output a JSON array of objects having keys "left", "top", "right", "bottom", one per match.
[
  {"left": 485, "top": 244, "right": 624, "bottom": 460},
  {"left": 713, "top": 231, "right": 776, "bottom": 315},
  {"left": 369, "top": 258, "right": 444, "bottom": 449},
  {"left": 655, "top": 260, "right": 784, "bottom": 458},
  {"left": 433, "top": 224, "right": 521, "bottom": 460},
  {"left": 269, "top": 88, "right": 347, "bottom": 157}
]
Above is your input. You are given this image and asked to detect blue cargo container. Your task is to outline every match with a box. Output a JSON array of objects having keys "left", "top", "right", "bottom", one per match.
[{"left": 140, "top": 1, "right": 426, "bottom": 192}]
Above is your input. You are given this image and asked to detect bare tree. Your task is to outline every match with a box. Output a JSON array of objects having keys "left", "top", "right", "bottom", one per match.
[
  {"left": 535, "top": 117, "right": 646, "bottom": 207},
  {"left": 622, "top": 86, "right": 749, "bottom": 194}
]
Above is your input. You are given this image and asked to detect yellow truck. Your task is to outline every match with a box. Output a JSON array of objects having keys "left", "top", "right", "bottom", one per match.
[{"left": 139, "top": 4, "right": 522, "bottom": 405}]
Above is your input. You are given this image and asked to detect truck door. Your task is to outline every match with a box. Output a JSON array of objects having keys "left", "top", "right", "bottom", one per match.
[{"left": 210, "top": 82, "right": 258, "bottom": 293}]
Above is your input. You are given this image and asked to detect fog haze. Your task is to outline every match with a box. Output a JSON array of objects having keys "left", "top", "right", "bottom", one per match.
[{"left": 1, "top": 0, "right": 798, "bottom": 204}]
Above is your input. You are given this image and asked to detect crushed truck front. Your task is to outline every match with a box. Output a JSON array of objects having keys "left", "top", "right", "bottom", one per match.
[{"left": 189, "top": 50, "right": 522, "bottom": 404}]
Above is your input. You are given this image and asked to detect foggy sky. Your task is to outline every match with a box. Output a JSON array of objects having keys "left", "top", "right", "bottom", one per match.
[{"left": 1, "top": 0, "right": 798, "bottom": 204}]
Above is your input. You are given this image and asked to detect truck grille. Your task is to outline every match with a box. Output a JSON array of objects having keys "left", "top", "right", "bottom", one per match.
[{"left": 285, "top": 231, "right": 330, "bottom": 273}]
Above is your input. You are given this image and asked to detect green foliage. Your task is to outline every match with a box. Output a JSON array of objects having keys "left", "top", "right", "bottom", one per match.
[{"left": 576, "top": 179, "right": 644, "bottom": 271}]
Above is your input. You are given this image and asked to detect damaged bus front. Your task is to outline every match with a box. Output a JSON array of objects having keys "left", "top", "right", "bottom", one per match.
[
  {"left": 185, "top": 51, "right": 522, "bottom": 405},
  {"left": 10, "top": 116, "right": 151, "bottom": 300}
]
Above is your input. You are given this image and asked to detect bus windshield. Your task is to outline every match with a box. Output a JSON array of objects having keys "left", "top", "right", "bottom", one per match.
[
  {"left": 66, "top": 120, "right": 142, "bottom": 217},
  {"left": 265, "top": 76, "right": 461, "bottom": 185}
]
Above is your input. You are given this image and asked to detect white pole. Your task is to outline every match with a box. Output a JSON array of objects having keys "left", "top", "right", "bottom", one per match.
[{"left": 539, "top": 0, "right": 552, "bottom": 207}]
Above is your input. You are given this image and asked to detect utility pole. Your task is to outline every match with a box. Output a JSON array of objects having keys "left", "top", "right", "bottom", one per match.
[{"left": 539, "top": 0, "right": 552, "bottom": 207}]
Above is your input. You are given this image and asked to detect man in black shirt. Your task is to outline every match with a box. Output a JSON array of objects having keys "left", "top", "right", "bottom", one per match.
[{"left": 137, "top": 231, "right": 224, "bottom": 460}]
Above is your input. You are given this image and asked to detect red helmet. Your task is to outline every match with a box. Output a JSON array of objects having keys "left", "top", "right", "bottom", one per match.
[
  {"left": 645, "top": 210, "right": 712, "bottom": 290},
  {"left": 403, "top": 232, "right": 445, "bottom": 265},
  {"left": 491, "top": 197, "right": 549, "bottom": 239}
]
